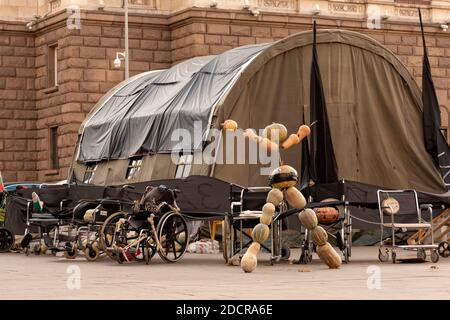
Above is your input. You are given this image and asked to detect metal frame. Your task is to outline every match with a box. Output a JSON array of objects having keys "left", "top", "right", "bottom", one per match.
[
  {"left": 24, "top": 200, "right": 69, "bottom": 254},
  {"left": 298, "top": 195, "right": 352, "bottom": 264},
  {"left": 223, "top": 186, "right": 286, "bottom": 265},
  {"left": 377, "top": 189, "right": 439, "bottom": 263}
]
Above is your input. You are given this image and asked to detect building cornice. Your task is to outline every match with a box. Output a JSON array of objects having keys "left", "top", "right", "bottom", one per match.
[{"left": 0, "top": 6, "right": 448, "bottom": 37}]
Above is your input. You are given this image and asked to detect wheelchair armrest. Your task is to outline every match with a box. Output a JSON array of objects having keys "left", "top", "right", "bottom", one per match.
[
  {"left": 60, "top": 198, "right": 72, "bottom": 210},
  {"left": 99, "top": 199, "right": 121, "bottom": 205},
  {"left": 26, "top": 200, "right": 32, "bottom": 219}
]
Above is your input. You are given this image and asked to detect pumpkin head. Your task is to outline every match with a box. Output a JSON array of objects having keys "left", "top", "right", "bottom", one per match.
[
  {"left": 263, "top": 123, "right": 288, "bottom": 143},
  {"left": 269, "top": 165, "right": 298, "bottom": 189}
]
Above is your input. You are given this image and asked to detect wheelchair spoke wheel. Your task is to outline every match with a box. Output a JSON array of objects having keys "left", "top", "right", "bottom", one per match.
[
  {"left": 431, "top": 249, "right": 440, "bottom": 263},
  {"left": 157, "top": 211, "right": 188, "bottom": 263},
  {"left": 417, "top": 248, "right": 426, "bottom": 260},
  {"left": 99, "top": 211, "right": 126, "bottom": 260},
  {"left": 64, "top": 242, "right": 78, "bottom": 259},
  {"left": 84, "top": 245, "right": 100, "bottom": 261},
  {"left": 0, "top": 228, "right": 14, "bottom": 252},
  {"left": 438, "top": 241, "right": 450, "bottom": 258}
]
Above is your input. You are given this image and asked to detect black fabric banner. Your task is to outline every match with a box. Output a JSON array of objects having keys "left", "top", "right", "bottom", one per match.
[
  {"left": 419, "top": 9, "right": 441, "bottom": 165},
  {"left": 419, "top": 9, "right": 450, "bottom": 189},
  {"left": 309, "top": 21, "right": 338, "bottom": 184}
]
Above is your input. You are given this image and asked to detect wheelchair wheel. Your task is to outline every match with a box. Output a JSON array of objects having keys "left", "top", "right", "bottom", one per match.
[
  {"left": 391, "top": 251, "right": 397, "bottom": 264},
  {"left": 84, "top": 244, "right": 100, "bottom": 261},
  {"left": 33, "top": 243, "right": 42, "bottom": 255},
  {"left": 99, "top": 211, "right": 127, "bottom": 261},
  {"left": 431, "top": 250, "right": 440, "bottom": 263},
  {"left": 157, "top": 211, "right": 188, "bottom": 263},
  {"left": 298, "top": 248, "right": 312, "bottom": 264},
  {"left": 417, "top": 248, "right": 426, "bottom": 260},
  {"left": 0, "top": 228, "right": 14, "bottom": 252},
  {"left": 64, "top": 243, "right": 78, "bottom": 259},
  {"left": 438, "top": 241, "right": 449, "bottom": 258},
  {"left": 343, "top": 246, "right": 350, "bottom": 264},
  {"left": 281, "top": 244, "right": 290, "bottom": 260}
]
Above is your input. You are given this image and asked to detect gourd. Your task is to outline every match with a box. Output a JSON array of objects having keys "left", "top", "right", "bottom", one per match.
[
  {"left": 221, "top": 119, "right": 238, "bottom": 131},
  {"left": 298, "top": 208, "right": 318, "bottom": 230},
  {"left": 176, "top": 231, "right": 186, "bottom": 244},
  {"left": 248, "top": 242, "right": 261, "bottom": 255},
  {"left": 316, "top": 207, "right": 339, "bottom": 223},
  {"left": 263, "top": 123, "right": 288, "bottom": 143},
  {"left": 266, "top": 188, "right": 284, "bottom": 206},
  {"left": 241, "top": 252, "right": 257, "bottom": 273},
  {"left": 260, "top": 203, "right": 275, "bottom": 225},
  {"left": 269, "top": 165, "right": 298, "bottom": 189},
  {"left": 316, "top": 242, "right": 342, "bottom": 269},
  {"left": 297, "top": 125, "right": 311, "bottom": 141},
  {"left": 285, "top": 186, "right": 306, "bottom": 209},
  {"left": 251, "top": 223, "right": 270, "bottom": 244},
  {"left": 83, "top": 209, "right": 95, "bottom": 222},
  {"left": 281, "top": 134, "right": 301, "bottom": 150},
  {"left": 311, "top": 226, "right": 328, "bottom": 246}
]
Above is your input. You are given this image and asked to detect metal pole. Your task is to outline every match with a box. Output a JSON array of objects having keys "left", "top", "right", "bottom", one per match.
[{"left": 124, "top": 0, "right": 129, "bottom": 79}]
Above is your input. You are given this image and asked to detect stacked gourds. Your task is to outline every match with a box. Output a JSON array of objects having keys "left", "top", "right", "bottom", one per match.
[
  {"left": 240, "top": 123, "right": 309, "bottom": 273},
  {"left": 221, "top": 120, "right": 342, "bottom": 272},
  {"left": 298, "top": 208, "right": 342, "bottom": 268}
]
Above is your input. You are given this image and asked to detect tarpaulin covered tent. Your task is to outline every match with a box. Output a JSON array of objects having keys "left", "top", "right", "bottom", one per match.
[{"left": 71, "top": 29, "right": 448, "bottom": 204}]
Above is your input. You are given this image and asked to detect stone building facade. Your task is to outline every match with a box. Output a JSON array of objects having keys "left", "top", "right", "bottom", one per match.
[{"left": 1, "top": 0, "right": 450, "bottom": 183}]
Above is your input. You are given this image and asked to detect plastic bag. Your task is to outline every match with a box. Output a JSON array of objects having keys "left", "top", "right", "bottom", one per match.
[{"left": 187, "top": 239, "right": 220, "bottom": 254}]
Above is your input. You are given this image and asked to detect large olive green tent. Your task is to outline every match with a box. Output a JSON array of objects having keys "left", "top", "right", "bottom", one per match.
[{"left": 70, "top": 29, "right": 447, "bottom": 197}]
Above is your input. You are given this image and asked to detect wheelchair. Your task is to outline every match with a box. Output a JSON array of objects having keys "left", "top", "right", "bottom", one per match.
[
  {"left": 298, "top": 199, "right": 352, "bottom": 264},
  {"left": 0, "top": 228, "right": 14, "bottom": 252},
  {"left": 222, "top": 186, "right": 290, "bottom": 265},
  {"left": 22, "top": 185, "right": 76, "bottom": 256},
  {"left": 62, "top": 185, "right": 140, "bottom": 260},
  {"left": 377, "top": 189, "right": 439, "bottom": 263},
  {"left": 99, "top": 185, "right": 189, "bottom": 264},
  {"left": 0, "top": 192, "right": 14, "bottom": 252}
]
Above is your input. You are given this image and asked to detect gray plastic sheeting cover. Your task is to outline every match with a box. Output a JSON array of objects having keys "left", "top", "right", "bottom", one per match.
[{"left": 78, "top": 43, "right": 270, "bottom": 162}]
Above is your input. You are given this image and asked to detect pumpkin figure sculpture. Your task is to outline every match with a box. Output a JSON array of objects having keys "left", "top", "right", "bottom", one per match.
[{"left": 220, "top": 120, "right": 342, "bottom": 272}]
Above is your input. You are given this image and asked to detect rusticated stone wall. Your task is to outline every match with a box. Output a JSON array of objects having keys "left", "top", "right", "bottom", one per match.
[{"left": 1, "top": 8, "right": 450, "bottom": 182}]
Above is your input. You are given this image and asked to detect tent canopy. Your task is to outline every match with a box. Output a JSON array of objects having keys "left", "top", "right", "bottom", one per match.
[
  {"left": 74, "top": 29, "right": 447, "bottom": 195},
  {"left": 78, "top": 44, "right": 269, "bottom": 161}
]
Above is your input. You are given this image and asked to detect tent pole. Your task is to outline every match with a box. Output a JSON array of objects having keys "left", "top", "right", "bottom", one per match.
[{"left": 209, "top": 130, "right": 223, "bottom": 177}]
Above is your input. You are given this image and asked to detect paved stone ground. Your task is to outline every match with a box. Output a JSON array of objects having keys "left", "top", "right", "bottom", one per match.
[{"left": 0, "top": 246, "right": 449, "bottom": 299}]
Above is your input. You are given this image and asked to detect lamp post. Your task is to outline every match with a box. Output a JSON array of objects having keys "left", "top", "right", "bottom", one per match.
[{"left": 124, "top": 0, "right": 129, "bottom": 79}]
